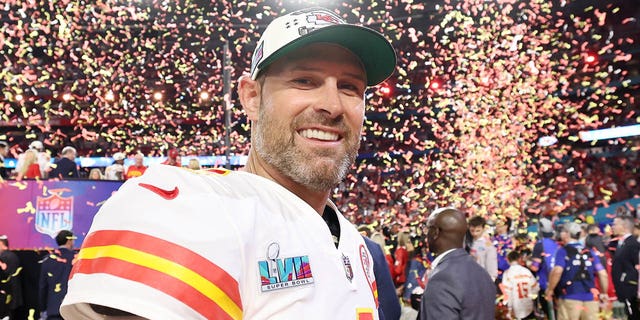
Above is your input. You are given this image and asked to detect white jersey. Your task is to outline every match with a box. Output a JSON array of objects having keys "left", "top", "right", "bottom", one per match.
[
  {"left": 104, "top": 163, "right": 125, "bottom": 180},
  {"left": 501, "top": 263, "right": 539, "bottom": 319},
  {"left": 60, "top": 165, "right": 379, "bottom": 320},
  {"left": 470, "top": 236, "right": 498, "bottom": 280}
]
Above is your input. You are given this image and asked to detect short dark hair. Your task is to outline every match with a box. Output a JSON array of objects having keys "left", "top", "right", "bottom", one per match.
[
  {"left": 55, "top": 230, "right": 74, "bottom": 246},
  {"left": 616, "top": 215, "right": 635, "bottom": 232},
  {"left": 587, "top": 224, "right": 600, "bottom": 234},
  {"left": 507, "top": 250, "right": 520, "bottom": 263},
  {"left": 468, "top": 216, "right": 486, "bottom": 227}
]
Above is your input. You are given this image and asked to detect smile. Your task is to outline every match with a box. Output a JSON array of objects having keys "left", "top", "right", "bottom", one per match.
[{"left": 299, "top": 129, "right": 340, "bottom": 141}]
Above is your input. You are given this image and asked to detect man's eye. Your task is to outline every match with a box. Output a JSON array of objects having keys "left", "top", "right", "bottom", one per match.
[
  {"left": 292, "top": 78, "right": 312, "bottom": 85},
  {"left": 340, "top": 84, "right": 364, "bottom": 95}
]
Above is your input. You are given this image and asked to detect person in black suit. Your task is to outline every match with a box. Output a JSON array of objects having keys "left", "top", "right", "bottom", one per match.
[
  {"left": 419, "top": 207, "right": 496, "bottom": 320},
  {"left": 0, "top": 141, "right": 9, "bottom": 180},
  {"left": 611, "top": 215, "right": 640, "bottom": 320},
  {"left": 0, "top": 236, "right": 23, "bottom": 320},
  {"left": 49, "top": 146, "right": 79, "bottom": 179},
  {"left": 363, "top": 236, "right": 401, "bottom": 320},
  {"left": 39, "top": 230, "right": 76, "bottom": 320}
]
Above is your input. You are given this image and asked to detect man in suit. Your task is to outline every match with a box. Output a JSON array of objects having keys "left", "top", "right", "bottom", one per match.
[
  {"left": 0, "top": 235, "right": 23, "bottom": 320},
  {"left": 611, "top": 215, "right": 640, "bottom": 320},
  {"left": 419, "top": 207, "right": 496, "bottom": 319},
  {"left": 0, "top": 141, "right": 9, "bottom": 180},
  {"left": 49, "top": 146, "right": 78, "bottom": 179},
  {"left": 39, "top": 230, "right": 76, "bottom": 320}
]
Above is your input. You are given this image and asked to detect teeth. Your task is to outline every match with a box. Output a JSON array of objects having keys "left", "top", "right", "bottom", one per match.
[{"left": 300, "top": 129, "right": 339, "bottom": 141}]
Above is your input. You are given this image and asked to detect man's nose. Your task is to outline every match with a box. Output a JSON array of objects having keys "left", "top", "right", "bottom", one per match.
[{"left": 314, "top": 81, "right": 345, "bottom": 118}]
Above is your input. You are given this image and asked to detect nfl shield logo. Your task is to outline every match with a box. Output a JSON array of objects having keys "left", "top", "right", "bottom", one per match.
[
  {"left": 342, "top": 254, "right": 353, "bottom": 282},
  {"left": 36, "top": 194, "right": 74, "bottom": 238}
]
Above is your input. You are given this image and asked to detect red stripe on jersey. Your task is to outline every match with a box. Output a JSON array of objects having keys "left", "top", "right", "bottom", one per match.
[
  {"left": 71, "top": 230, "right": 242, "bottom": 317},
  {"left": 73, "top": 257, "right": 236, "bottom": 320}
]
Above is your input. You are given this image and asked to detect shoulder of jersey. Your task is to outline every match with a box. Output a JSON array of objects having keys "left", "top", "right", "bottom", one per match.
[{"left": 126, "top": 164, "right": 288, "bottom": 200}]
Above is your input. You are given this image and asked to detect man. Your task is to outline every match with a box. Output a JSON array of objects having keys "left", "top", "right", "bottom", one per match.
[
  {"left": 502, "top": 250, "right": 539, "bottom": 320},
  {"left": 104, "top": 152, "right": 126, "bottom": 180},
  {"left": 468, "top": 215, "right": 498, "bottom": 281},
  {"left": 610, "top": 215, "right": 640, "bottom": 320},
  {"left": 584, "top": 223, "right": 607, "bottom": 273},
  {"left": 0, "top": 141, "right": 9, "bottom": 180},
  {"left": 39, "top": 230, "right": 76, "bottom": 320},
  {"left": 61, "top": 7, "right": 396, "bottom": 319},
  {"left": 545, "top": 222, "right": 608, "bottom": 320},
  {"left": 492, "top": 216, "right": 513, "bottom": 283},
  {"left": 419, "top": 207, "right": 496, "bottom": 319},
  {"left": 125, "top": 153, "right": 147, "bottom": 179},
  {"left": 530, "top": 217, "right": 559, "bottom": 319},
  {"left": 161, "top": 148, "right": 181, "bottom": 167},
  {"left": 49, "top": 146, "right": 79, "bottom": 179},
  {"left": 0, "top": 235, "right": 23, "bottom": 320}
]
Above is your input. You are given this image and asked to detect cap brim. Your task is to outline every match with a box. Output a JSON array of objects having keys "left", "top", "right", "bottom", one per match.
[{"left": 258, "top": 24, "right": 396, "bottom": 86}]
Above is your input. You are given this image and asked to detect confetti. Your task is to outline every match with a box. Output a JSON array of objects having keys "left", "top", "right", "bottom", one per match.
[{"left": 1, "top": 0, "right": 638, "bottom": 225}]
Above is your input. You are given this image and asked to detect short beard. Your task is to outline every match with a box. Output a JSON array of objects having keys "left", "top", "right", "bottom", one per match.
[{"left": 253, "top": 104, "right": 359, "bottom": 192}]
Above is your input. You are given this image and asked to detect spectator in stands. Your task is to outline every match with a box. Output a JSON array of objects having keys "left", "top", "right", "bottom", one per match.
[
  {"left": 357, "top": 225, "right": 372, "bottom": 237},
  {"left": 161, "top": 148, "right": 180, "bottom": 167},
  {"left": 585, "top": 223, "right": 608, "bottom": 270},
  {"left": 125, "top": 153, "right": 147, "bottom": 179},
  {"left": 49, "top": 146, "right": 79, "bottom": 179},
  {"left": 0, "top": 141, "right": 10, "bottom": 180},
  {"left": 15, "top": 149, "right": 42, "bottom": 180},
  {"left": 88, "top": 168, "right": 104, "bottom": 180},
  {"left": 39, "top": 230, "right": 76, "bottom": 320},
  {"left": 501, "top": 250, "right": 539, "bottom": 320},
  {"left": 16, "top": 141, "right": 51, "bottom": 179},
  {"left": 468, "top": 215, "right": 498, "bottom": 281},
  {"left": 611, "top": 215, "right": 640, "bottom": 320},
  {"left": 545, "top": 222, "right": 608, "bottom": 320},
  {"left": 530, "top": 217, "right": 559, "bottom": 319},
  {"left": 104, "top": 152, "right": 126, "bottom": 180},
  {"left": 371, "top": 231, "right": 394, "bottom": 272},
  {"left": 187, "top": 158, "right": 201, "bottom": 170},
  {"left": 493, "top": 216, "right": 513, "bottom": 283},
  {"left": 393, "top": 230, "right": 413, "bottom": 289},
  {"left": 0, "top": 235, "right": 23, "bottom": 320},
  {"left": 402, "top": 247, "right": 428, "bottom": 310}
]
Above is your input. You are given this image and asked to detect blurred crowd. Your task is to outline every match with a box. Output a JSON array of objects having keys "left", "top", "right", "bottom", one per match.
[{"left": 360, "top": 211, "right": 640, "bottom": 319}]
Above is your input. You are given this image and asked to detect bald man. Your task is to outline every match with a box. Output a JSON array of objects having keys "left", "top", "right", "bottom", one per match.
[{"left": 419, "top": 207, "right": 496, "bottom": 320}]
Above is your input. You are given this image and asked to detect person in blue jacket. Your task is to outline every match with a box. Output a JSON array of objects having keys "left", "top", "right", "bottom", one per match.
[{"left": 39, "top": 230, "right": 76, "bottom": 320}]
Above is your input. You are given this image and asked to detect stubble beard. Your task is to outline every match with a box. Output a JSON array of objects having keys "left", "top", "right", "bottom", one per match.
[{"left": 253, "top": 105, "right": 359, "bottom": 192}]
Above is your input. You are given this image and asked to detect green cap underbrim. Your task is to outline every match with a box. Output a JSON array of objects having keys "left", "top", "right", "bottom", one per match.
[{"left": 257, "top": 24, "right": 396, "bottom": 86}]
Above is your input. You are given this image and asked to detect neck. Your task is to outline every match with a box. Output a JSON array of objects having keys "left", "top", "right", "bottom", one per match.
[{"left": 243, "top": 151, "right": 330, "bottom": 215}]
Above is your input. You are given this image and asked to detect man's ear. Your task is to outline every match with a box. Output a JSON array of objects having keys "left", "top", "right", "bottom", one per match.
[
  {"left": 432, "top": 227, "right": 440, "bottom": 241},
  {"left": 238, "top": 75, "right": 261, "bottom": 121}
]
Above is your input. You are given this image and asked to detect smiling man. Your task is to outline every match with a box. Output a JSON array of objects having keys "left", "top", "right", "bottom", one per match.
[{"left": 60, "top": 7, "right": 396, "bottom": 320}]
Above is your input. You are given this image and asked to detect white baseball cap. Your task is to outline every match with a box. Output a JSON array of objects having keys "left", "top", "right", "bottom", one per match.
[
  {"left": 112, "top": 152, "right": 125, "bottom": 161},
  {"left": 539, "top": 218, "right": 554, "bottom": 233},
  {"left": 29, "top": 140, "right": 44, "bottom": 150},
  {"left": 250, "top": 7, "right": 396, "bottom": 86}
]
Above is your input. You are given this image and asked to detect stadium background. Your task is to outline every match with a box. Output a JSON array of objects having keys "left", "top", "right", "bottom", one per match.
[{"left": 1, "top": 0, "right": 639, "bottom": 234}]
